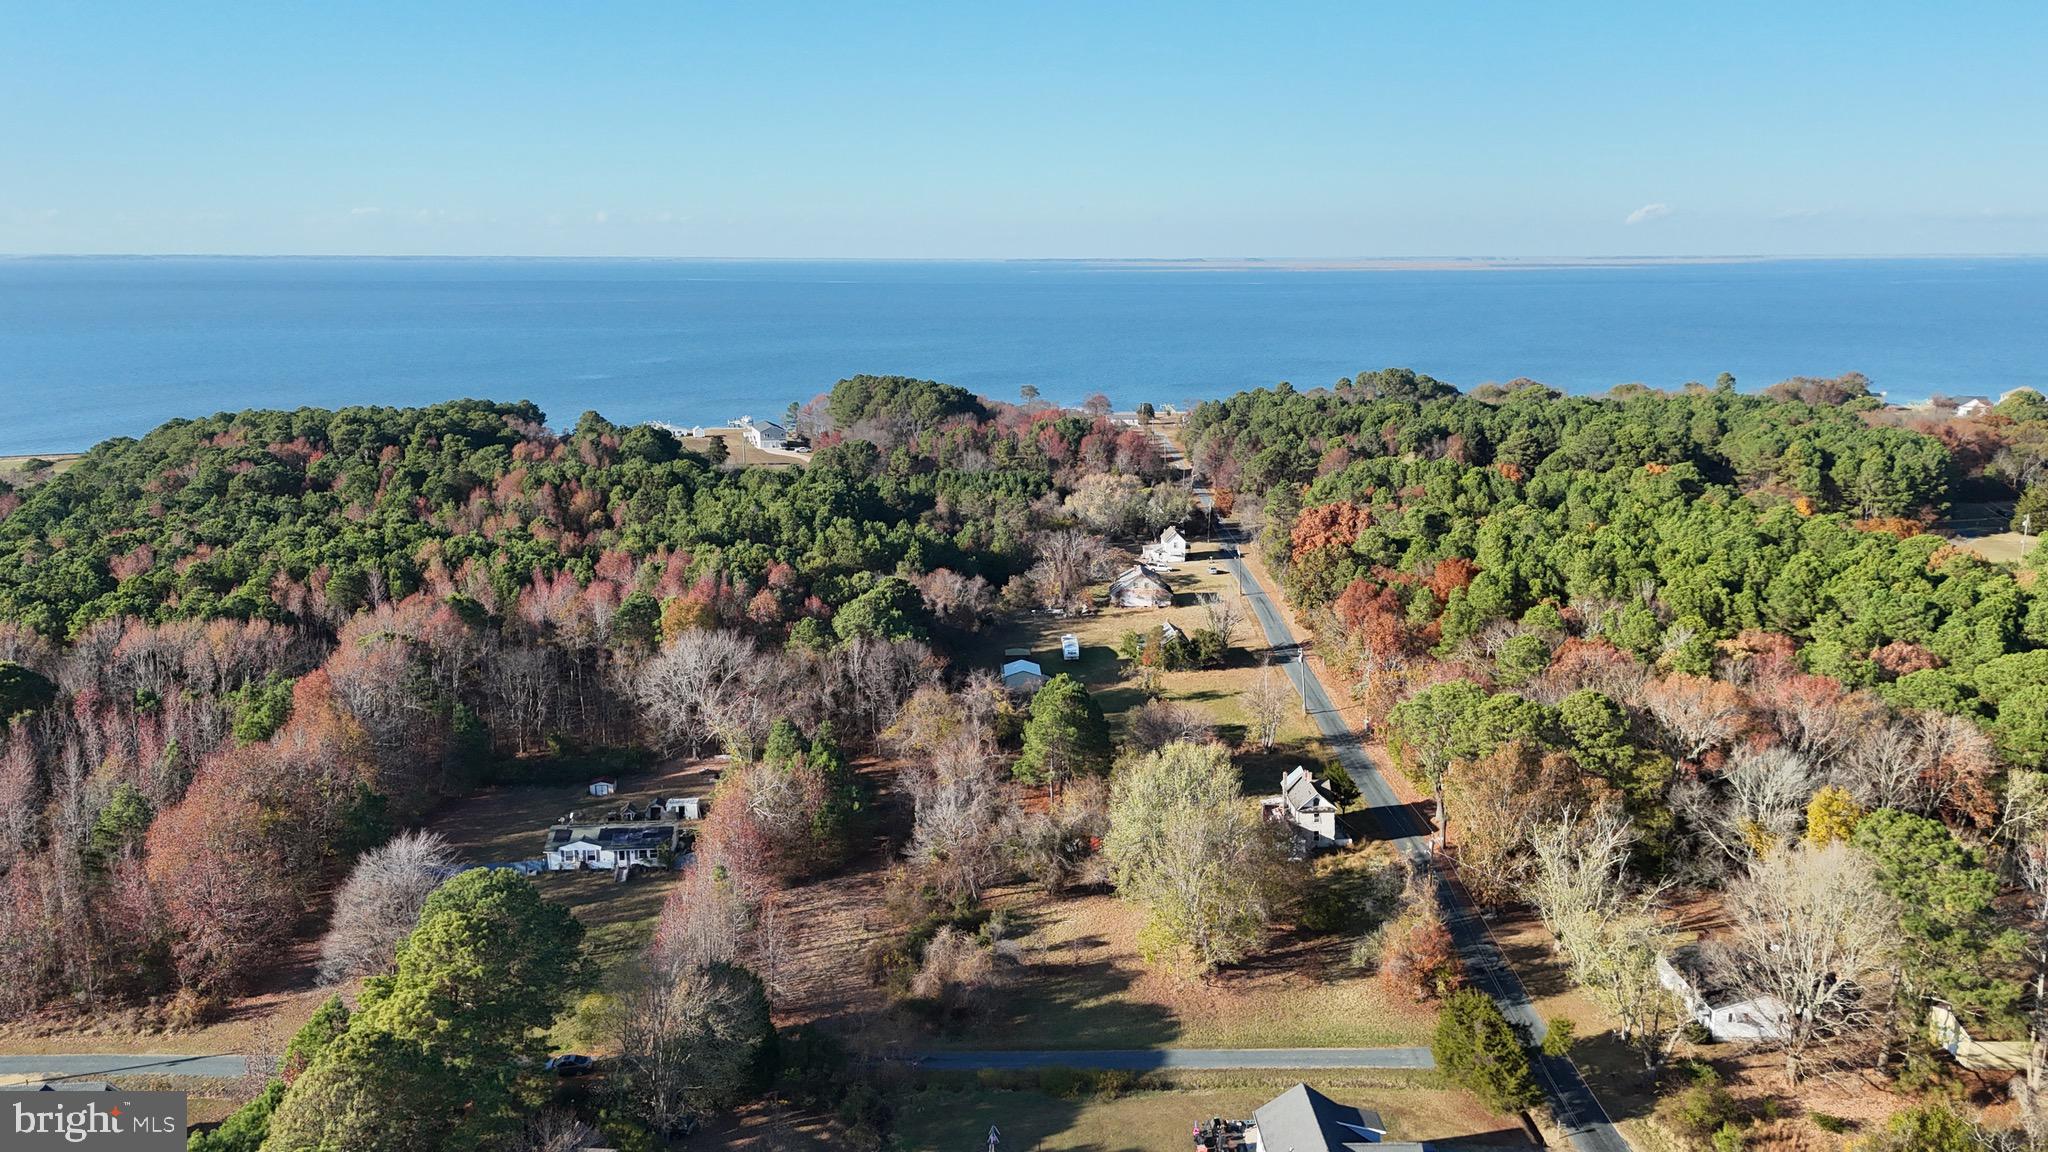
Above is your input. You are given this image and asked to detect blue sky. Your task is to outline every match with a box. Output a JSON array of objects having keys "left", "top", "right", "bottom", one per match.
[{"left": 3, "top": 2, "right": 2044, "bottom": 258}]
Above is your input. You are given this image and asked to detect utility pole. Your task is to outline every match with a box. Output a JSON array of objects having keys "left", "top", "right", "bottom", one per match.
[{"left": 2024, "top": 513, "right": 2034, "bottom": 562}]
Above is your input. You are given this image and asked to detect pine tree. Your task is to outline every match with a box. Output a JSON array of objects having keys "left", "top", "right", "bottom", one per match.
[{"left": 1433, "top": 988, "right": 1541, "bottom": 1114}]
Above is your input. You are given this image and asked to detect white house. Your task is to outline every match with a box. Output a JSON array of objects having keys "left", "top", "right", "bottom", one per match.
[
  {"left": 1001, "top": 658, "right": 1046, "bottom": 693},
  {"left": 1228, "top": 1083, "right": 1425, "bottom": 1152},
  {"left": 735, "top": 417, "right": 787, "bottom": 450},
  {"left": 1149, "top": 525, "right": 1190, "bottom": 564},
  {"left": 1108, "top": 563, "right": 1174, "bottom": 609},
  {"left": 587, "top": 779, "right": 617, "bottom": 797},
  {"left": 1657, "top": 945, "right": 1790, "bottom": 1042},
  {"left": 544, "top": 819, "right": 682, "bottom": 871},
  {"left": 1955, "top": 397, "right": 1994, "bottom": 418},
  {"left": 1261, "top": 766, "right": 1352, "bottom": 853},
  {"left": 1060, "top": 633, "right": 1081, "bottom": 661}
]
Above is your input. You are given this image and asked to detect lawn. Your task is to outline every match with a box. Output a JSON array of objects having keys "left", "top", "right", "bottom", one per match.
[
  {"left": 916, "top": 884, "right": 1436, "bottom": 1052},
  {"left": 985, "top": 538, "right": 1321, "bottom": 752},
  {"left": 892, "top": 1071, "right": 1534, "bottom": 1151},
  {"left": 422, "top": 757, "right": 722, "bottom": 1050}
]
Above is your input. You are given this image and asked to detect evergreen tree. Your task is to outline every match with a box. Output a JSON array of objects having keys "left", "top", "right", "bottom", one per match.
[
  {"left": 1433, "top": 988, "right": 1541, "bottom": 1114},
  {"left": 1013, "top": 674, "right": 1113, "bottom": 793}
]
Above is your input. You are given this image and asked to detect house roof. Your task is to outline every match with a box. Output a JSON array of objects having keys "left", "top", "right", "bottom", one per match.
[
  {"left": 1160, "top": 526, "right": 1187, "bottom": 546},
  {"left": 1251, "top": 1083, "right": 1418, "bottom": 1152},
  {"left": 1281, "top": 766, "right": 1338, "bottom": 814},
  {"left": 748, "top": 421, "right": 788, "bottom": 439},
  {"left": 548, "top": 823, "right": 677, "bottom": 851},
  {"left": 1001, "top": 658, "right": 1043, "bottom": 679},
  {"left": 1110, "top": 564, "right": 1171, "bottom": 591}
]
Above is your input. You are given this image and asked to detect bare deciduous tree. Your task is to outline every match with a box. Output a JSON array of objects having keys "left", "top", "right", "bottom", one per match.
[
  {"left": 317, "top": 830, "right": 456, "bottom": 984},
  {"left": 903, "top": 736, "right": 1018, "bottom": 903},
  {"left": 632, "top": 629, "right": 758, "bottom": 756},
  {"left": 1529, "top": 809, "right": 1680, "bottom": 1069},
  {"left": 1243, "top": 665, "right": 1292, "bottom": 751},
  {"left": 1027, "top": 529, "right": 1113, "bottom": 611},
  {"left": 1126, "top": 698, "right": 1216, "bottom": 753},
  {"left": 1717, "top": 842, "right": 1896, "bottom": 1086},
  {"left": 1203, "top": 596, "right": 1243, "bottom": 651},
  {"left": 1671, "top": 744, "right": 1815, "bottom": 870}
]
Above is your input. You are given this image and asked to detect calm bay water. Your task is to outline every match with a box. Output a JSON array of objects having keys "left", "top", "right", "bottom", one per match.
[{"left": 2, "top": 256, "right": 2045, "bottom": 455}]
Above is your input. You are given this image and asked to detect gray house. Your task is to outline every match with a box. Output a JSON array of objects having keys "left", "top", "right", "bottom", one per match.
[{"left": 1243, "top": 1083, "right": 1426, "bottom": 1151}]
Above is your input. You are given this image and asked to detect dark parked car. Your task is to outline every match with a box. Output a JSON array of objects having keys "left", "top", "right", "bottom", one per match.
[{"left": 545, "top": 1054, "right": 595, "bottom": 1077}]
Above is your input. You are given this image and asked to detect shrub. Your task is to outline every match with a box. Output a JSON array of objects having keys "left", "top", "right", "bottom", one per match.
[
  {"left": 1811, "top": 1112, "right": 1853, "bottom": 1134},
  {"left": 1667, "top": 1064, "right": 1739, "bottom": 1141},
  {"left": 1541, "top": 1017, "right": 1576, "bottom": 1059},
  {"left": 1379, "top": 880, "right": 1463, "bottom": 1001}
]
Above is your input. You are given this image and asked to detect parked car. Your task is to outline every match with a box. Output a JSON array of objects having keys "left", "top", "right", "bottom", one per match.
[{"left": 545, "top": 1054, "right": 595, "bottom": 1077}]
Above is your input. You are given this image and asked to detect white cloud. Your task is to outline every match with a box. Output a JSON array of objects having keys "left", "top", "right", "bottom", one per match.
[
  {"left": 593, "top": 210, "right": 609, "bottom": 224},
  {"left": 1624, "top": 202, "right": 1671, "bottom": 226}
]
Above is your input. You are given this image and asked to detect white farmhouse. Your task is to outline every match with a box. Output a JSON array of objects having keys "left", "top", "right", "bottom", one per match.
[
  {"left": 1141, "top": 525, "right": 1189, "bottom": 567},
  {"left": 1261, "top": 766, "right": 1352, "bottom": 853}
]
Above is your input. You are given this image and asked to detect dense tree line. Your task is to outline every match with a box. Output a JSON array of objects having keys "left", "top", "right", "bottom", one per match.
[
  {"left": 0, "top": 380, "right": 1185, "bottom": 1028},
  {"left": 1190, "top": 370, "right": 2048, "bottom": 1105}
]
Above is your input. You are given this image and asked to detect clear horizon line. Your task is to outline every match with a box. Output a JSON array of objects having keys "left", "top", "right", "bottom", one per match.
[{"left": 3, "top": 251, "right": 2046, "bottom": 264}]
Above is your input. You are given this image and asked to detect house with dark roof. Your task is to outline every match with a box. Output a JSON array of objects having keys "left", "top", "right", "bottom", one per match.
[
  {"left": 1241, "top": 1083, "right": 1427, "bottom": 1151},
  {"left": 544, "top": 818, "right": 684, "bottom": 871}
]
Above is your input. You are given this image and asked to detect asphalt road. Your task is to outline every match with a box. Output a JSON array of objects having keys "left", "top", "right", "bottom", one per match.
[
  {"left": 1171, "top": 442, "right": 1632, "bottom": 1152},
  {"left": 913, "top": 1048, "right": 1435, "bottom": 1071},
  {"left": 0, "top": 1053, "right": 261, "bottom": 1082}
]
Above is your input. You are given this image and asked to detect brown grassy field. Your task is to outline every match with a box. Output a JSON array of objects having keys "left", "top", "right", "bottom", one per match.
[
  {"left": 0, "top": 452, "right": 82, "bottom": 484},
  {"left": 890, "top": 1070, "right": 1534, "bottom": 1151},
  {"left": 905, "top": 882, "right": 1436, "bottom": 1053}
]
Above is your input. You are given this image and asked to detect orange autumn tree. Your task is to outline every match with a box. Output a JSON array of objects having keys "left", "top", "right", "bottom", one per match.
[{"left": 1289, "top": 502, "right": 1371, "bottom": 565}]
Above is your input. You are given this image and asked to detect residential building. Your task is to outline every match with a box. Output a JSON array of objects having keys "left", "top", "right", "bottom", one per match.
[
  {"left": 587, "top": 779, "right": 616, "bottom": 797},
  {"left": 1657, "top": 945, "right": 1790, "bottom": 1042},
  {"left": 1229, "top": 1082, "right": 1426, "bottom": 1152},
  {"left": 1107, "top": 563, "right": 1173, "bottom": 608},
  {"left": 1956, "top": 397, "right": 1994, "bottom": 418},
  {"left": 734, "top": 416, "right": 787, "bottom": 450},
  {"left": 544, "top": 817, "right": 685, "bottom": 872},
  {"left": 1261, "top": 766, "right": 1353, "bottom": 853},
  {"left": 1142, "top": 525, "right": 1189, "bottom": 566},
  {"left": 1927, "top": 1001, "right": 2030, "bottom": 1072}
]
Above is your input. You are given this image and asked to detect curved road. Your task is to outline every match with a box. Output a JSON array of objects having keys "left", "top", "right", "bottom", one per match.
[{"left": 1171, "top": 438, "right": 1632, "bottom": 1152}]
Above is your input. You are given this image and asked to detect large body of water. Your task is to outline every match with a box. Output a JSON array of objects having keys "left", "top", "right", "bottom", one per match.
[{"left": 1, "top": 256, "right": 2044, "bottom": 455}]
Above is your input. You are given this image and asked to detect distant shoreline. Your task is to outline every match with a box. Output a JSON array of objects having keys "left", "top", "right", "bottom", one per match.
[{"left": 3, "top": 252, "right": 2045, "bottom": 271}]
